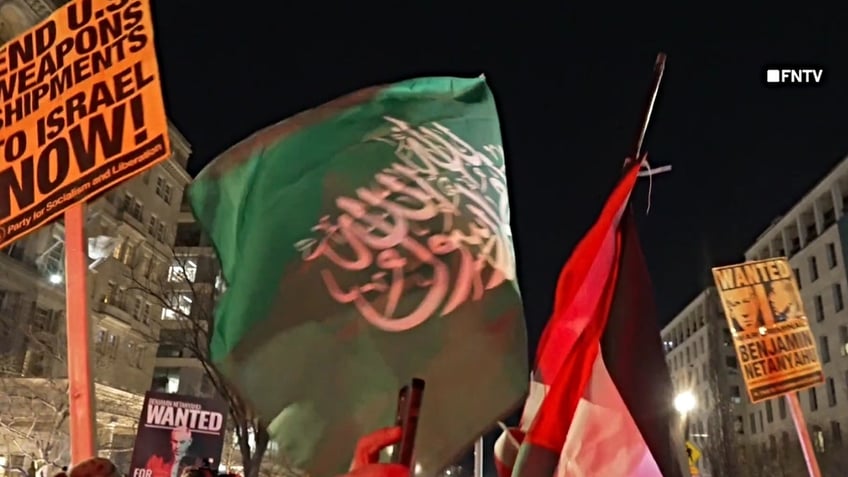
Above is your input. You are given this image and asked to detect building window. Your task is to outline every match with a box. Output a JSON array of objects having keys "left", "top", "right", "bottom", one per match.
[
  {"left": 122, "top": 242, "right": 136, "bottom": 266},
  {"left": 809, "top": 256, "right": 819, "bottom": 282},
  {"left": 147, "top": 215, "right": 158, "bottom": 235},
  {"left": 96, "top": 329, "right": 106, "bottom": 343},
  {"left": 731, "top": 385, "right": 742, "bottom": 404},
  {"left": 155, "top": 222, "right": 167, "bottom": 242},
  {"left": 726, "top": 356, "right": 738, "bottom": 369},
  {"left": 124, "top": 195, "right": 143, "bottom": 222},
  {"left": 108, "top": 333, "right": 119, "bottom": 350},
  {"left": 132, "top": 296, "right": 143, "bottom": 318},
  {"left": 104, "top": 281, "right": 119, "bottom": 305},
  {"left": 827, "top": 243, "right": 838, "bottom": 268},
  {"left": 142, "top": 302, "right": 151, "bottom": 323},
  {"left": 167, "top": 259, "right": 198, "bottom": 283},
  {"left": 779, "top": 397, "right": 787, "bottom": 419},
  {"left": 794, "top": 268, "right": 802, "bottom": 289},
  {"left": 750, "top": 413, "right": 757, "bottom": 434},
  {"left": 845, "top": 371, "right": 848, "bottom": 400},
  {"left": 832, "top": 421, "right": 843, "bottom": 445},
  {"left": 812, "top": 426, "right": 825, "bottom": 452},
  {"left": 155, "top": 176, "right": 173, "bottom": 204},
  {"left": 111, "top": 237, "right": 125, "bottom": 261},
  {"left": 152, "top": 367, "right": 181, "bottom": 394},
  {"left": 148, "top": 258, "right": 160, "bottom": 281},
  {"left": 840, "top": 326, "right": 848, "bottom": 354},
  {"left": 125, "top": 342, "right": 139, "bottom": 369},
  {"left": 827, "top": 378, "right": 837, "bottom": 407},
  {"left": 821, "top": 336, "right": 831, "bottom": 363},
  {"left": 766, "top": 400, "right": 773, "bottom": 422},
  {"left": 32, "top": 308, "right": 56, "bottom": 332},
  {"left": 2, "top": 241, "right": 24, "bottom": 260},
  {"left": 161, "top": 293, "right": 193, "bottom": 320},
  {"left": 809, "top": 387, "right": 819, "bottom": 412},
  {"left": 41, "top": 237, "right": 65, "bottom": 274},
  {"left": 815, "top": 295, "right": 825, "bottom": 322},
  {"left": 834, "top": 284, "right": 844, "bottom": 312},
  {"left": 36, "top": 237, "right": 66, "bottom": 284}
]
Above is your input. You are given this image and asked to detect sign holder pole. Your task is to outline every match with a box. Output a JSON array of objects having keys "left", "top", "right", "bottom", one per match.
[
  {"left": 473, "top": 436, "right": 484, "bottom": 477},
  {"left": 64, "top": 203, "right": 97, "bottom": 463},
  {"left": 785, "top": 393, "right": 822, "bottom": 477},
  {"left": 632, "top": 52, "right": 667, "bottom": 159}
]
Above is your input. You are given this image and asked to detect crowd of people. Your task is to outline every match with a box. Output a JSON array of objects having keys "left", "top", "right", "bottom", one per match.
[{"left": 50, "top": 456, "right": 231, "bottom": 477}]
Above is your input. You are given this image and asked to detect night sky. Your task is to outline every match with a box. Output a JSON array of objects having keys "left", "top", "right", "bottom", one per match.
[{"left": 149, "top": 1, "right": 846, "bottom": 469}]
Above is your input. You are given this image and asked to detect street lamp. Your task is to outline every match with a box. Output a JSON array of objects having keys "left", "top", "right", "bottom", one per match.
[
  {"left": 674, "top": 390, "right": 697, "bottom": 447},
  {"left": 674, "top": 390, "right": 696, "bottom": 415}
]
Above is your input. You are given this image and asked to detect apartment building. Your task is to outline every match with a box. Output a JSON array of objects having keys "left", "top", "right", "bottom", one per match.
[
  {"left": 0, "top": 137, "right": 192, "bottom": 468},
  {"left": 0, "top": 2, "right": 194, "bottom": 471},
  {"left": 741, "top": 157, "right": 848, "bottom": 474},
  {"left": 661, "top": 288, "right": 746, "bottom": 476},
  {"left": 0, "top": 139, "right": 192, "bottom": 469},
  {"left": 150, "top": 196, "right": 221, "bottom": 398}
]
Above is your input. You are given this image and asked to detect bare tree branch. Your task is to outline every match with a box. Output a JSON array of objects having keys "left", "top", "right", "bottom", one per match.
[
  {"left": 0, "top": 291, "right": 144, "bottom": 470},
  {"left": 127, "top": 246, "right": 289, "bottom": 477}
]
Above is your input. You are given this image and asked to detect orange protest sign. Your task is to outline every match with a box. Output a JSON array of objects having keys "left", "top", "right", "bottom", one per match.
[
  {"left": 0, "top": 0, "right": 170, "bottom": 248},
  {"left": 712, "top": 258, "right": 824, "bottom": 404}
]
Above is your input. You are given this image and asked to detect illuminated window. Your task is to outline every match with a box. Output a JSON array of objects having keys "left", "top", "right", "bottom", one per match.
[
  {"left": 167, "top": 259, "right": 197, "bottom": 283},
  {"left": 161, "top": 294, "right": 192, "bottom": 320}
]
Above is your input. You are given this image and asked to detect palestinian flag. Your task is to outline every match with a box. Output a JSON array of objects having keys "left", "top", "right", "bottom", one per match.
[
  {"left": 494, "top": 159, "right": 688, "bottom": 477},
  {"left": 189, "top": 76, "right": 528, "bottom": 477}
]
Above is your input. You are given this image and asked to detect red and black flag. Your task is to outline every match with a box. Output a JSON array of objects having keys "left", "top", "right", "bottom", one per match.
[{"left": 495, "top": 158, "right": 688, "bottom": 477}]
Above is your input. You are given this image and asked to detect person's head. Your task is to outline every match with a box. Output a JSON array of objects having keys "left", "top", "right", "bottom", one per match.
[
  {"left": 170, "top": 427, "right": 193, "bottom": 456},
  {"left": 724, "top": 287, "right": 759, "bottom": 332},
  {"left": 768, "top": 279, "right": 800, "bottom": 317},
  {"left": 68, "top": 458, "right": 117, "bottom": 477}
]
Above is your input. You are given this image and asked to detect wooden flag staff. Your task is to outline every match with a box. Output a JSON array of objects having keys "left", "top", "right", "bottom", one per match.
[{"left": 64, "top": 202, "right": 97, "bottom": 463}]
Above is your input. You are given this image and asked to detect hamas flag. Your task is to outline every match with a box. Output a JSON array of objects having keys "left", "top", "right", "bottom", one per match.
[{"left": 189, "top": 76, "right": 528, "bottom": 476}]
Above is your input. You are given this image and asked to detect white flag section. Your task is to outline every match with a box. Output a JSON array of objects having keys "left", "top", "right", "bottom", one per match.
[
  {"left": 519, "top": 378, "right": 547, "bottom": 430},
  {"left": 494, "top": 355, "right": 672, "bottom": 477},
  {"left": 555, "top": 351, "right": 662, "bottom": 477}
]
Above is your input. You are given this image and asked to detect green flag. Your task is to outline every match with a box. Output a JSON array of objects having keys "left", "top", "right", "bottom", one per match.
[{"left": 189, "top": 76, "right": 528, "bottom": 476}]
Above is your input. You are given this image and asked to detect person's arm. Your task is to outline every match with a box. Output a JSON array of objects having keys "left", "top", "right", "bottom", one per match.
[{"left": 341, "top": 427, "right": 408, "bottom": 477}]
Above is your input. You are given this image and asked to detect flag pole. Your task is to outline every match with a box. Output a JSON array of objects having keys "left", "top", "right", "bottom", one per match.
[
  {"left": 473, "top": 437, "right": 484, "bottom": 477},
  {"left": 786, "top": 393, "right": 823, "bottom": 477},
  {"left": 632, "top": 53, "right": 667, "bottom": 159},
  {"left": 64, "top": 203, "right": 97, "bottom": 463}
]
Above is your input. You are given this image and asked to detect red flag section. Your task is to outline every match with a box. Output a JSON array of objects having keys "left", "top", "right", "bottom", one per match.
[{"left": 495, "top": 159, "right": 687, "bottom": 477}]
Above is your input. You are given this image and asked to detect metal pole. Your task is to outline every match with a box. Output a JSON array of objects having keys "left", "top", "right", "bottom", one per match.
[
  {"left": 785, "top": 393, "right": 822, "bottom": 477},
  {"left": 632, "top": 53, "right": 667, "bottom": 159},
  {"left": 473, "top": 437, "right": 484, "bottom": 477}
]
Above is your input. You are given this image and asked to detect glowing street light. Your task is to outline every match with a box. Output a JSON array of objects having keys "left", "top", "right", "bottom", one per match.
[
  {"left": 674, "top": 390, "right": 696, "bottom": 415},
  {"left": 48, "top": 273, "right": 63, "bottom": 285}
]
